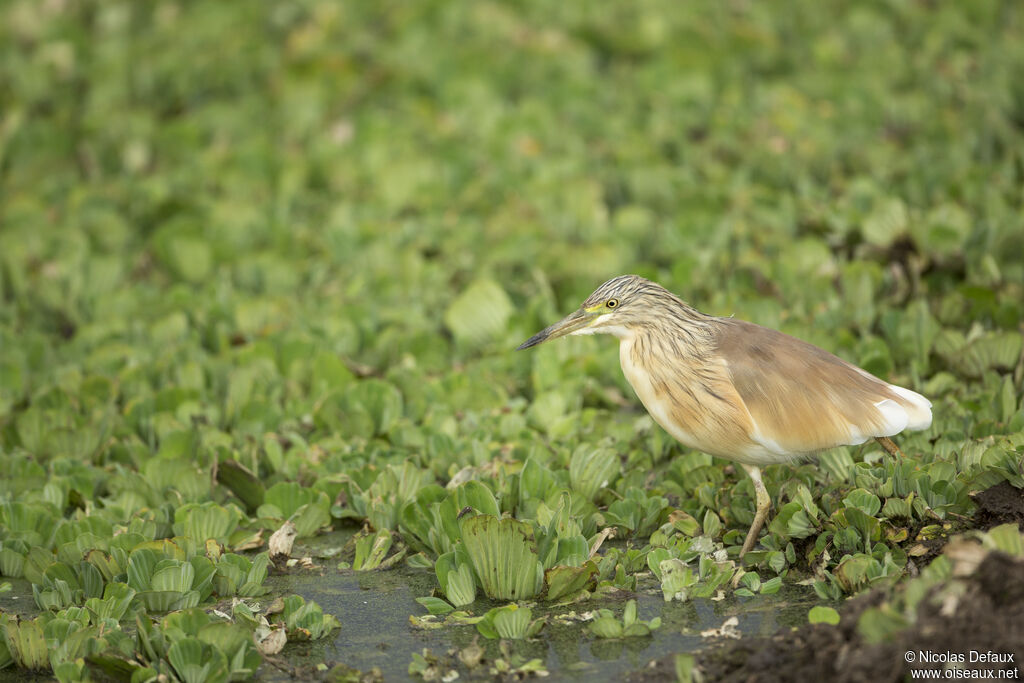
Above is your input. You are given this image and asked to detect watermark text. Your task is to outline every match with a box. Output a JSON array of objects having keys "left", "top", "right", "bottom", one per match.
[{"left": 905, "top": 650, "right": 1019, "bottom": 680}]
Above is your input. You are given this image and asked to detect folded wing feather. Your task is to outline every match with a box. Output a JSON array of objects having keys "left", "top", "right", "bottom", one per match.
[{"left": 714, "top": 319, "right": 932, "bottom": 456}]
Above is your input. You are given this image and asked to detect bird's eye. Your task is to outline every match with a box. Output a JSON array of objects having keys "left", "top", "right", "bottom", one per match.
[{"left": 606, "top": 299, "right": 619, "bottom": 309}]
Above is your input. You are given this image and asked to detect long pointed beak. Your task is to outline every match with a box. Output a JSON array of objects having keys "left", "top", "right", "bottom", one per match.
[{"left": 516, "top": 309, "right": 596, "bottom": 350}]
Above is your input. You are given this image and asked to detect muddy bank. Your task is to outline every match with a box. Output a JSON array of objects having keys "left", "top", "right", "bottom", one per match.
[
  {"left": 633, "top": 548, "right": 1024, "bottom": 683},
  {"left": 972, "top": 482, "right": 1024, "bottom": 530}
]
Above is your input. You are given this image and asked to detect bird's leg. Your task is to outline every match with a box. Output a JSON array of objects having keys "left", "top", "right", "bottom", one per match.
[
  {"left": 739, "top": 464, "right": 770, "bottom": 558},
  {"left": 875, "top": 436, "right": 903, "bottom": 458}
]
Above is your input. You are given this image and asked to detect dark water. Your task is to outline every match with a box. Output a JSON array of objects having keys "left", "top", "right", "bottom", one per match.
[
  {"left": 265, "top": 538, "right": 820, "bottom": 680},
  {"left": 0, "top": 532, "right": 821, "bottom": 681}
]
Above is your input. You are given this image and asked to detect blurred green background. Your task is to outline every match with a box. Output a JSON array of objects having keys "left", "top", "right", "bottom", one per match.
[
  {"left": 3, "top": 0, "right": 1024, "bottom": 516},
  {"left": 2, "top": 1, "right": 1022, "bottom": 375}
]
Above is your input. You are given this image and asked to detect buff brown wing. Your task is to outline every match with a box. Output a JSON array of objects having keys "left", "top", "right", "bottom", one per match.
[{"left": 713, "top": 319, "right": 932, "bottom": 456}]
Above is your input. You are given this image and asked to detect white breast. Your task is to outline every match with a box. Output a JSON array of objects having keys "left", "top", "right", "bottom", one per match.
[{"left": 617, "top": 337, "right": 703, "bottom": 451}]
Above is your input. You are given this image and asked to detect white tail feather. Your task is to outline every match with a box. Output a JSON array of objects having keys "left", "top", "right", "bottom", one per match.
[
  {"left": 887, "top": 384, "right": 933, "bottom": 431},
  {"left": 873, "top": 398, "right": 910, "bottom": 437}
]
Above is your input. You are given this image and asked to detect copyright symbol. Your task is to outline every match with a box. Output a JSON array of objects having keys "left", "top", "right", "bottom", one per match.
[{"left": 905, "top": 651, "right": 915, "bottom": 663}]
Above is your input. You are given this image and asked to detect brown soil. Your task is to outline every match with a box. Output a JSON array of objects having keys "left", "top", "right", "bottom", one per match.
[
  {"left": 971, "top": 481, "right": 1024, "bottom": 530},
  {"left": 631, "top": 550, "right": 1024, "bottom": 683},
  {"left": 897, "top": 482, "right": 1024, "bottom": 571}
]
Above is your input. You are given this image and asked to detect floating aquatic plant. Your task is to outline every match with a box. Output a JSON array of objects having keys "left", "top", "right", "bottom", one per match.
[
  {"left": 587, "top": 600, "right": 661, "bottom": 638},
  {"left": 476, "top": 604, "right": 546, "bottom": 640}
]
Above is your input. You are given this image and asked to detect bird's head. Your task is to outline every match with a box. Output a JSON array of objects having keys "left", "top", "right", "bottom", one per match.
[{"left": 517, "top": 274, "right": 670, "bottom": 349}]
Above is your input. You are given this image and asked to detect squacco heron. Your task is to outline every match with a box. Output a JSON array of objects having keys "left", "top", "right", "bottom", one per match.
[{"left": 517, "top": 275, "right": 932, "bottom": 557}]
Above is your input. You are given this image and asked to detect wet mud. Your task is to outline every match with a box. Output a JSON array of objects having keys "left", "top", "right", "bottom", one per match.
[{"left": 633, "top": 550, "right": 1024, "bottom": 683}]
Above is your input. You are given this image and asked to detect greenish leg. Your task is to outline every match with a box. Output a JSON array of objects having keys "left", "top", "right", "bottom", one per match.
[
  {"left": 739, "top": 464, "right": 771, "bottom": 558},
  {"left": 875, "top": 436, "right": 903, "bottom": 458}
]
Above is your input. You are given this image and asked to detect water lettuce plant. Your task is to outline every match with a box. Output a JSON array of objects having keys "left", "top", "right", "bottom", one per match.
[
  {"left": 460, "top": 515, "right": 544, "bottom": 601},
  {"left": 0, "top": 501, "right": 331, "bottom": 680},
  {"left": 587, "top": 599, "right": 661, "bottom": 638},
  {"left": 133, "top": 608, "right": 263, "bottom": 683},
  {"left": 213, "top": 553, "right": 270, "bottom": 597},
  {"left": 1, "top": 1, "right": 1023, "bottom": 680},
  {"left": 257, "top": 483, "right": 332, "bottom": 539},
  {"left": 424, "top": 485, "right": 603, "bottom": 606},
  {"left": 475, "top": 604, "right": 546, "bottom": 640},
  {"left": 351, "top": 528, "right": 406, "bottom": 570},
  {"left": 1, "top": 615, "right": 47, "bottom": 670}
]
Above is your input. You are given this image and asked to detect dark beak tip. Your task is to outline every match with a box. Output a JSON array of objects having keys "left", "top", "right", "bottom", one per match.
[{"left": 516, "top": 332, "right": 547, "bottom": 350}]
